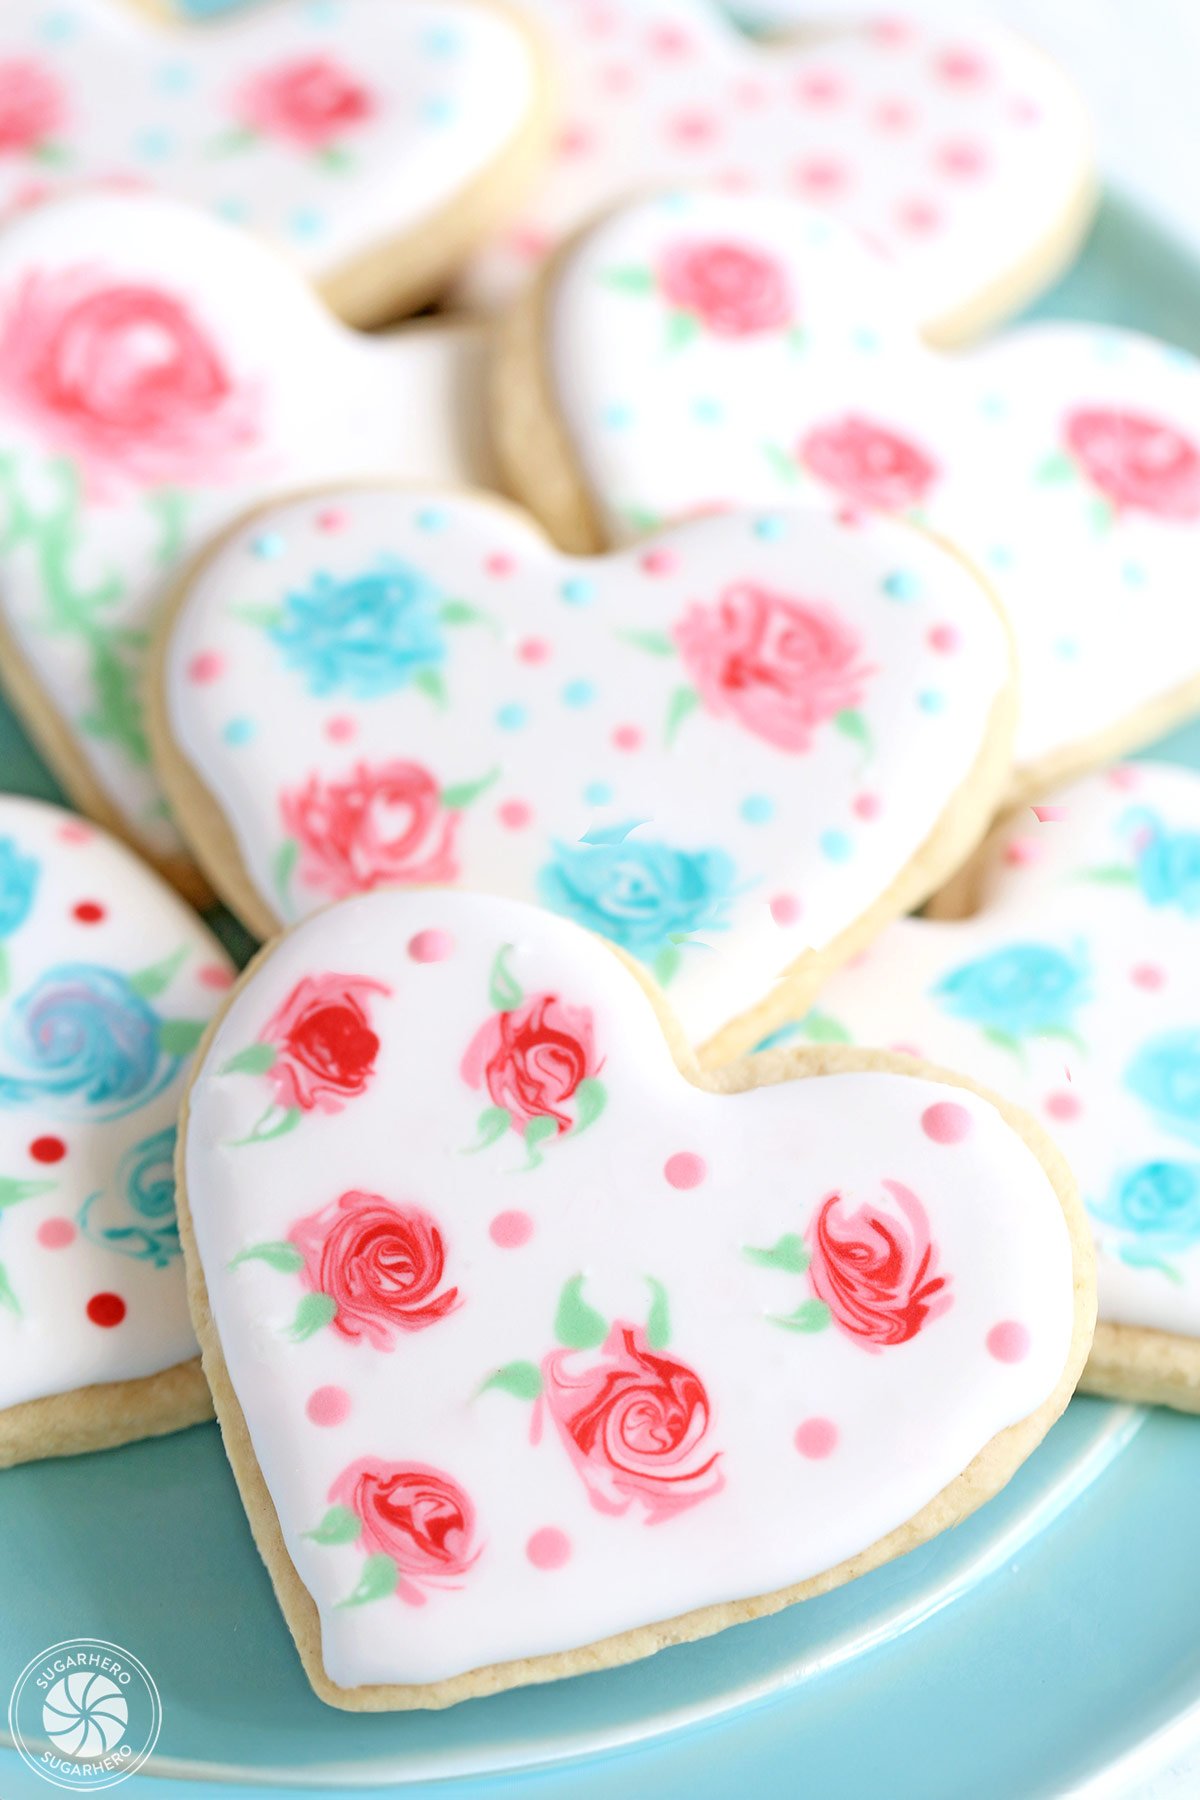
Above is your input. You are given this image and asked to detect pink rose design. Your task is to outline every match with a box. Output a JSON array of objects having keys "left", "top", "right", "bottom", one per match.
[
  {"left": 808, "top": 1180, "right": 953, "bottom": 1351},
  {"left": 1064, "top": 407, "right": 1200, "bottom": 520},
  {"left": 235, "top": 55, "right": 375, "bottom": 150},
  {"left": 329, "top": 1458, "right": 480, "bottom": 1605},
  {"left": 261, "top": 972, "right": 389, "bottom": 1113},
  {"left": 280, "top": 761, "right": 460, "bottom": 901},
  {"left": 541, "top": 1323, "right": 724, "bottom": 1521},
  {"left": 800, "top": 415, "right": 940, "bottom": 511},
  {"left": 673, "top": 581, "right": 872, "bottom": 752},
  {"left": 0, "top": 267, "right": 261, "bottom": 497},
  {"left": 461, "top": 993, "right": 602, "bottom": 1133},
  {"left": 659, "top": 239, "right": 794, "bottom": 337},
  {"left": 290, "top": 1190, "right": 459, "bottom": 1348},
  {"left": 0, "top": 60, "right": 65, "bottom": 156}
]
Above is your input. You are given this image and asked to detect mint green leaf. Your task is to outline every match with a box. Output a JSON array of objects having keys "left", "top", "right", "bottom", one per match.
[
  {"left": 230, "top": 1105, "right": 302, "bottom": 1148},
  {"left": 617, "top": 628, "right": 677, "bottom": 657},
  {"left": 787, "top": 327, "right": 806, "bottom": 353},
  {"left": 601, "top": 265, "right": 655, "bottom": 295},
  {"left": 0, "top": 1177, "right": 54, "bottom": 1211},
  {"left": 554, "top": 1274, "right": 608, "bottom": 1350},
  {"left": 743, "top": 1233, "right": 809, "bottom": 1275},
  {"left": 1080, "top": 864, "right": 1137, "bottom": 885},
  {"left": 481, "top": 1360, "right": 543, "bottom": 1400},
  {"left": 1034, "top": 450, "right": 1076, "bottom": 484},
  {"left": 0, "top": 1262, "right": 18, "bottom": 1316},
  {"left": 230, "top": 1240, "right": 304, "bottom": 1274},
  {"left": 130, "top": 946, "right": 188, "bottom": 999},
  {"left": 645, "top": 1276, "right": 670, "bottom": 1349},
  {"left": 338, "top": 1553, "right": 397, "bottom": 1608},
  {"left": 228, "top": 601, "right": 285, "bottom": 629},
  {"left": 764, "top": 442, "right": 800, "bottom": 485},
  {"left": 488, "top": 944, "right": 523, "bottom": 1011},
  {"left": 463, "top": 1105, "right": 510, "bottom": 1154},
  {"left": 982, "top": 1027, "right": 1024, "bottom": 1058},
  {"left": 440, "top": 598, "right": 494, "bottom": 629},
  {"left": 158, "top": 1018, "right": 205, "bottom": 1057},
  {"left": 441, "top": 767, "right": 499, "bottom": 811},
  {"left": 220, "top": 1042, "right": 278, "bottom": 1077},
  {"left": 771, "top": 1298, "right": 831, "bottom": 1333},
  {"left": 665, "top": 683, "right": 699, "bottom": 747},
  {"left": 287, "top": 1292, "right": 337, "bottom": 1341},
  {"left": 1090, "top": 496, "right": 1116, "bottom": 532},
  {"left": 522, "top": 1114, "right": 558, "bottom": 1171},
  {"left": 209, "top": 125, "right": 259, "bottom": 156},
  {"left": 624, "top": 507, "right": 664, "bottom": 533},
  {"left": 147, "top": 488, "right": 188, "bottom": 569},
  {"left": 305, "top": 1505, "right": 360, "bottom": 1546},
  {"left": 317, "top": 143, "right": 353, "bottom": 174},
  {"left": 653, "top": 943, "right": 682, "bottom": 988},
  {"left": 798, "top": 1010, "right": 852, "bottom": 1045},
  {"left": 273, "top": 838, "right": 298, "bottom": 907},
  {"left": 835, "top": 709, "right": 870, "bottom": 747},
  {"left": 665, "top": 310, "right": 701, "bottom": 352},
  {"left": 572, "top": 1077, "right": 606, "bottom": 1138},
  {"left": 413, "top": 667, "right": 448, "bottom": 707}
]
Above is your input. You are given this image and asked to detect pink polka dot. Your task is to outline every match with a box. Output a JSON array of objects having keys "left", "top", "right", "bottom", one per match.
[
  {"left": 187, "top": 651, "right": 224, "bottom": 684},
  {"left": 315, "top": 507, "right": 348, "bottom": 533},
  {"left": 1004, "top": 837, "right": 1041, "bottom": 868},
  {"left": 890, "top": 1041, "right": 922, "bottom": 1059},
  {"left": 937, "top": 46, "right": 990, "bottom": 85},
  {"left": 490, "top": 1209, "right": 534, "bottom": 1248},
  {"left": 667, "top": 109, "right": 718, "bottom": 149},
  {"left": 987, "top": 1321, "right": 1030, "bottom": 1363},
  {"left": 499, "top": 799, "right": 533, "bottom": 831},
  {"left": 794, "top": 69, "right": 843, "bottom": 106},
  {"left": 1107, "top": 765, "right": 1140, "bottom": 791},
  {"left": 898, "top": 197, "right": 942, "bottom": 235},
  {"left": 640, "top": 547, "right": 677, "bottom": 576},
  {"left": 613, "top": 725, "right": 643, "bottom": 752},
  {"left": 1045, "top": 1091, "right": 1081, "bottom": 1122},
  {"left": 937, "top": 139, "right": 988, "bottom": 179},
  {"left": 518, "top": 637, "right": 550, "bottom": 664},
  {"left": 921, "top": 1101, "right": 972, "bottom": 1144},
  {"left": 770, "top": 893, "right": 802, "bottom": 927},
  {"left": 37, "top": 1218, "right": 76, "bottom": 1250},
  {"left": 408, "top": 929, "right": 454, "bottom": 964},
  {"left": 56, "top": 821, "right": 92, "bottom": 845},
  {"left": 1133, "top": 964, "right": 1165, "bottom": 991},
  {"left": 526, "top": 1527, "right": 571, "bottom": 1569},
  {"left": 853, "top": 792, "right": 881, "bottom": 821},
  {"left": 928, "top": 623, "right": 961, "bottom": 654},
  {"left": 794, "top": 1417, "right": 838, "bottom": 1458},
  {"left": 872, "top": 17, "right": 913, "bottom": 45},
  {"left": 325, "top": 715, "right": 357, "bottom": 743},
  {"left": 873, "top": 96, "right": 913, "bottom": 131},
  {"left": 557, "top": 123, "right": 593, "bottom": 158},
  {"left": 198, "top": 962, "right": 233, "bottom": 990},
  {"left": 664, "top": 1151, "right": 706, "bottom": 1190},
  {"left": 794, "top": 156, "right": 847, "bottom": 198},
  {"left": 306, "top": 1385, "right": 351, "bottom": 1426},
  {"left": 486, "top": 552, "right": 516, "bottom": 577}
]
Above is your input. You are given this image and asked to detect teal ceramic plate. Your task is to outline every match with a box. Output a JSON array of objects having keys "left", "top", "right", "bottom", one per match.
[{"left": 4, "top": 195, "right": 1200, "bottom": 1800}]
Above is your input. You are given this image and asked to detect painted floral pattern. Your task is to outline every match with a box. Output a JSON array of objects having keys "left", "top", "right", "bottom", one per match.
[
  {"left": 1126, "top": 1031, "right": 1200, "bottom": 1146},
  {"left": 932, "top": 943, "right": 1090, "bottom": 1054},
  {"left": 799, "top": 416, "right": 941, "bottom": 514},
  {"left": 1125, "top": 808, "right": 1200, "bottom": 915},
  {"left": 807, "top": 1182, "right": 952, "bottom": 1350},
  {"left": 268, "top": 562, "right": 448, "bottom": 700},
  {"left": 1090, "top": 1160, "right": 1200, "bottom": 1278},
  {"left": 77, "top": 1126, "right": 179, "bottom": 1268},
  {"left": 220, "top": 971, "right": 389, "bottom": 1144},
  {"left": 1064, "top": 408, "right": 1200, "bottom": 522},
  {"left": 233, "top": 55, "right": 375, "bottom": 157},
  {"left": 604, "top": 238, "right": 797, "bottom": 351},
  {"left": 309, "top": 1457, "right": 480, "bottom": 1608},
  {"left": 0, "top": 60, "right": 65, "bottom": 160}
]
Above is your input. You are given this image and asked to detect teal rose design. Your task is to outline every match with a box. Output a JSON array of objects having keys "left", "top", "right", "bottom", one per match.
[
  {"left": 0, "top": 837, "right": 36, "bottom": 939},
  {"left": 1126, "top": 807, "right": 1200, "bottom": 915},
  {"left": 1090, "top": 1160, "right": 1200, "bottom": 1262},
  {"left": 0, "top": 964, "right": 181, "bottom": 1118},
  {"left": 1126, "top": 1031, "right": 1200, "bottom": 1145},
  {"left": 78, "top": 1126, "right": 180, "bottom": 1268},
  {"left": 269, "top": 561, "right": 446, "bottom": 699},
  {"left": 537, "top": 836, "right": 739, "bottom": 983},
  {"left": 932, "top": 942, "right": 1089, "bottom": 1053}
]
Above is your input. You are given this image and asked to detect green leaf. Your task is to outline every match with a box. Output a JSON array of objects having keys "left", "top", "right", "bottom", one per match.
[
  {"left": 147, "top": 488, "right": 188, "bottom": 569},
  {"left": 665, "top": 683, "right": 699, "bottom": 747},
  {"left": 601, "top": 265, "right": 655, "bottom": 295},
  {"left": 1038, "top": 1026, "right": 1087, "bottom": 1055},
  {"left": 763, "top": 442, "right": 800, "bottom": 485},
  {"left": 787, "top": 327, "right": 806, "bottom": 353},
  {"left": 220, "top": 1042, "right": 278, "bottom": 1077},
  {"left": 230, "top": 1240, "right": 304, "bottom": 1274},
  {"left": 771, "top": 1298, "right": 832, "bottom": 1333},
  {"left": 665, "top": 310, "right": 701, "bottom": 352},
  {"left": 317, "top": 142, "right": 353, "bottom": 173},
  {"left": 440, "top": 598, "right": 494, "bottom": 629},
  {"left": 653, "top": 943, "right": 682, "bottom": 988},
  {"left": 228, "top": 602, "right": 285, "bottom": 629},
  {"left": 287, "top": 1292, "right": 338, "bottom": 1341},
  {"left": 441, "top": 767, "right": 499, "bottom": 811},
  {"left": 743, "top": 1233, "right": 809, "bottom": 1275},
  {"left": 554, "top": 1274, "right": 608, "bottom": 1350},
  {"left": 338, "top": 1553, "right": 397, "bottom": 1608},
  {"left": 1090, "top": 495, "right": 1116, "bottom": 533},
  {"left": 130, "top": 946, "right": 188, "bottom": 999},
  {"left": 0, "top": 1262, "right": 18, "bottom": 1316},
  {"left": 413, "top": 667, "right": 448, "bottom": 707},
  {"left": 158, "top": 1018, "right": 205, "bottom": 1057},
  {"left": 572, "top": 1077, "right": 606, "bottom": 1138},
  {"left": 522, "top": 1114, "right": 559, "bottom": 1172},
  {"left": 229, "top": 1105, "right": 302, "bottom": 1148},
  {"left": 798, "top": 1010, "right": 852, "bottom": 1045},
  {"left": 0, "top": 1176, "right": 54, "bottom": 1212},
  {"left": 80, "top": 638, "right": 150, "bottom": 767},
  {"left": 645, "top": 1276, "right": 670, "bottom": 1349},
  {"left": 489, "top": 944, "right": 523, "bottom": 1011},
  {"left": 209, "top": 125, "right": 260, "bottom": 156},
  {"left": 617, "top": 628, "right": 677, "bottom": 657},
  {"left": 273, "top": 838, "right": 298, "bottom": 908},
  {"left": 624, "top": 507, "right": 665, "bottom": 534},
  {"left": 982, "top": 1027, "right": 1024, "bottom": 1059},
  {"left": 481, "top": 1360, "right": 543, "bottom": 1401},
  {"left": 463, "top": 1105, "right": 511, "bottom": 1154},
  {"left": 1080, "top": 864, "right": 1137, "bottom": 885},
  {"left": 31, "top": 140, "right": 70, "bottom": 167},
  {"left": 835, "top": 709, "right": 870, "bottom": 747},
  {"left": 305, "top": 1505, "right": 361, "bottom": 1546},
  {"left": 1034, "top": 450, "right": 1077, "bottom": 484}
]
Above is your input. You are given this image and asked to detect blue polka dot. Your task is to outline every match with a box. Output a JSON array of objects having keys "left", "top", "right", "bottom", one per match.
[
  {"left": 561, "top": 578, "right": 596, "bottom": 606},
  {"left": 157, "top": 63, "right": 195, "bottom": 95},
  {"left": 741, "top": 795, "right": 775, "bottom": 825},
  {"left": 415, "top": 507, "right": 449, "bottom": 533},
  {"left": 584, "top": 781, "right": 613, "bottom": 806},
  {"left": 305, "top": 0, "right": 341, "bottom": 23},
  {"left": 223, "top": 718, "right": 256, "bottom": 747},
  {"left": 421, "top": 23, "right": 461, "bottom": 54},
  {"left": 658, "top": 192, "right": 691, "bottom": 215},
  {"left": 134, "top": 128, "right": 173, "bottom": 163},
  {"left": 754, "top": 516, "right": 785, "bottom": 541},
  {"left": 563, "top": 680, "right": 596, "bottom": 708},
  {"left": 497, "top": 703, "right": 528, "bottom": 731},
  {"left": 979, "top": 393, "right": 1007, "bottom": 420},
  {"left": 918, "top": 690, "right": 946, "bottom": 714},
  {"left": 1123, "top": 562, "right": 1147, "bottom": 587},
  {"left": 693, "top": 398, "right": 723, "bottom": 425},
  {"left": 250, "top": 533, "right": 286, "bottom": 560},
  {"left": 39, "top": 12, "right": 78, "bottom": 43},
  {"left": 820, "top": 830, "right": 852, "bottom": 861},
  {"left": 1055, "top": 639, "right": 1080, "bottom": 661},
  {"left": 985, "top": 546, "right": 1013, "bottom": 571},
  {"left": 852, "top": 327, "right": 880, "bottom": 353},
  {"left": 289, "top": 209, "right": 327, "bottom": 241},
  {"left": 883, "top": 570, "right": 919, "bottom": 601},
  {"left": 602, "top": 403, "right": 633, "bottom": 431},
  {"left": 420, "top": 96, "right": 455, "bottom": 127},
  {"left": 217, "top": 197, "right": 249, "bottom": 224}
]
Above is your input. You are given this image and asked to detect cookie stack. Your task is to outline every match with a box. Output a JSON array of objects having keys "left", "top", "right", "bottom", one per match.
[{"left": 0, "top": 0, "right": 1188, "bottom": 1716}]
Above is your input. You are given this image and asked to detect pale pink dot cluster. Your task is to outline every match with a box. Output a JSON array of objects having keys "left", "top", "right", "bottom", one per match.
[
  {"left": 486, "top": 551, "right": 516, "bottom": 578},
  {"left": 612, "top": 724, "right": 643, "bottom": 752},
  {"left": 928, "top": 623, "right": 960, "bottom": 654},
  {"left": 56, "top": 821, "right": 92, "bottom": 845},
  {"left": 314, "top": 508, "right": 348, "bottom": 534},
  {"left": 639, "top": 547, "right": 677, "bottom": 577},
  {"left": 518, "top": 636, "right": 550, "bottom": 665},
  {"left": 853, "top": 792, "right": 881, "bottom": 821},
  {"left": 1132, "top": 964, "right": 1165, "bottom": 992}
]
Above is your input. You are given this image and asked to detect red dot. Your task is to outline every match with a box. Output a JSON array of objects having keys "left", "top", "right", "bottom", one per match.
[
  {"left": 30, "top": 1135, "right": 66, "bottom": 1163},
  {"left": 664, "top": 1151, "right": 706, "bottom": 1190},
  {"left": 72, "top": 901, "right": 105, "bottom": 924},
  {"left": 526, "top": 1527, "right": 571, "bottom": 1569},
  {"left": 987, "top": 1321, "right": 1030, "bottom": 1363},
  {"left": 198, "top": 963, "right": 234, "bottom": 990},
  {"left": 87, "top": 1293, "right": 126, "bottom": 1328},
  {"left": 921, "top": 1102, "right": 972, "bottom": 1144},
  {"left": 794, "top": 1417, "right": 838, "bottom": 1458}
]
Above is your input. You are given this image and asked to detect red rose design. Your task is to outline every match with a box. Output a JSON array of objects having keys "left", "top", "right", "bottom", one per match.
[
  {"left": 1064, "top": 407, "right": 1200, "bottom": 520},
  {"left": 659, "top": 239, "right": 793, "bottom": 337},
  {"left": 0, "top": 60, "right": 64, "bottom": 155},
  {"left": 291, "top": 1190, "right": 459, "bottom": 1348},
  {"left": 281, "top": 761, "right": 461, "bottom": 902},
  {"left": 460, "top": 993, "right": 601, "bottom": 1133},
  {"left": 236, "top": 55, "right": 375, "bottom": 150},
  {"left": 262, "top": 972, "right": 389, "bottom": 1113},
  {"left": 800, "top": 415, "right": 940, "bottom": 511},
  {"left": 673, "top": 581, "right": 871, "bottom": 752},
  {"left": 0, "top": 267, "right": 261, "bottom": 498},
  {"left": 329, "top": 1458, "right": 479, "bottom": 1604},
  {"left": 808, "top": 1179, "right": 952, "bottom": 1351},
  {"left": 541, "top": 1324, "right": 724, "bottom": 1521}
]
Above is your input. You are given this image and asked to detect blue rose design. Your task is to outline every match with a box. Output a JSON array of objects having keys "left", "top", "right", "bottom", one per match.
[
  {"left": 537, "top": 837, "right": 739, "bottom": 967},
  {"left": 0, "top": 837, "right": 37, "bottom": 939},
  {"left": 1126, "top": 807, "right": 1200, "bottom": 915},
  {"left": 268, "top": 561, "right": 446, "bottom": 699},
  {"left": 78, "top": 1127, "right": 180, "bottom": 1268},
  {"left": 932, "top": 943, "right": 1089, "bottom": 1041},
  {"left": 1126, "top": 1031, "right": 1200, "bottom": 1145},
  {"left": 0, "top": 964, "right": 178, "bottom": 1118},
  {"left": 1090, "top": 1160, "right": 1200, "bottom": 1256}
]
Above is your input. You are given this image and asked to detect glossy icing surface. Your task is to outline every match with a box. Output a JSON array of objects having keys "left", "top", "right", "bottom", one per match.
[
  {"left": 0, "top": 190, "right": 495, "bottom": 859},
  {"left": 0, "top": 796, "right": 232, "bottom": 1412},
  {"left": 542, "top": 189, "right": 1200, "bottom": 775},
  {"left": 183, "top": 888, "right": 1076, "bottom": 1689},
  {"left": 163, "top": 486, "right": 1010, "bottom": 1047}
]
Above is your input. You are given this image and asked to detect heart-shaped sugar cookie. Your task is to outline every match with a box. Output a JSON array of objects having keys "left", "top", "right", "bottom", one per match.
[
  {"left": 771, "top": 760, "right": 1200, "bottom": 1410},
  {"left": 0, "top": 189, "right": 499, "bottom": 891},
  {"left": 0, "top": 0, "right": 547, "bottom": 325},
  {"left": 152, "top": 484, "right": 1013, "bottom": 1061},
  {"left": 0, "top": 795, "right": 233, "bottom": 1467},
  {"left": 495, "top": 188, "right": 1200, "bottom": 798},
  {"left": 454, "top": 1, "right": 1093, "bottom": 341},
  {"left": 178, "top": 887, "right": 1090, "bottom": 1708}
]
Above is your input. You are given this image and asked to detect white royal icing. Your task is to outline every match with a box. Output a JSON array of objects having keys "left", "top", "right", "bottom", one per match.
[
  {"left": 183, "top": 887, "right": 1076, "bottom": 1690},
  {"left": 162, "top": 486, "right": 1010, "bottom": 1051},
  {"left": 456, "top": 1, "right": 1091, "bottom": 332},
  {"left": 0, "top": 796, "right": 233, "bottom": 1414},
  {"left": 0, "top": 0, "right": 539, "bottom": 288},
  {"left": 0, "top": 190, "right": 498, "bottom": 862},
  {"left": 777, "top": 761, "right": 1200, "bottom": 1344},
  {"left": 539, "top": 189, "right": 1200, "bottom": 781}
]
